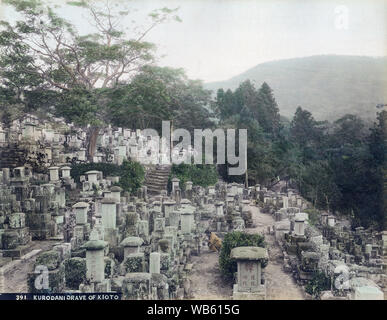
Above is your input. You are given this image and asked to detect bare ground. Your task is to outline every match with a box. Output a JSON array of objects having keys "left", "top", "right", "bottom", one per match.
[
  {"left": 246, "top": 204, "right": 305, "bottom": 300},
  {"left": 188, "top": 201, "right": 305, "bottom": 300},
  {"left": 2, "top": 240, "right": 57, "bottom": 293},
  {"left": 189, "top": 248, "right": 233, "bottom": 300}
]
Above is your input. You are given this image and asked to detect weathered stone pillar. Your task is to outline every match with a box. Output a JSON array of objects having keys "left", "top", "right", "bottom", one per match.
[
  {"left": 181, "top": 212, "right": 193, "bottom": 234},
  {"left": 150, "top": 252, "right": 161, "bottom": 274},
  {"left": 163, "top": 201, "right": 176, "bottom": 225},
  {"left": 282, "top": 196, "right": 289, "bottom": 209},
  {"left": 83, "top": 231, "right": 107, "bottom": 283},
  {"left": 101, "top": 198, "right": 117, "bottom": 229}
]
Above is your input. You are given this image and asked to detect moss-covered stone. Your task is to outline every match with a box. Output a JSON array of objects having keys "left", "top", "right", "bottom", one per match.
[
  {"left": 36, "top": 250, "right": 60, "bottom": 270},
  {"left": 160, "top": 253, "right": 170, "bottom": 270},
  {"left": 124, "top": 253, "right": 144, "bottom": 273}
]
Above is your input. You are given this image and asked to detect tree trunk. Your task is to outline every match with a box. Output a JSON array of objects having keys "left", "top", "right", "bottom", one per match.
[{"left": 87, "top": 127, "right": 100, "bottom": 162}]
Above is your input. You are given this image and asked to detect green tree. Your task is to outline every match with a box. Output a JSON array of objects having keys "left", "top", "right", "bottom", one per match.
[
  {"left": 255, "top": 82, "right": 281, "bottom": 135},
  {"left": 108, "top": 66, "right": 213, "bottom": 134},
  {"left": 0, "top": 0, "right": 179, "bottom": 159}
]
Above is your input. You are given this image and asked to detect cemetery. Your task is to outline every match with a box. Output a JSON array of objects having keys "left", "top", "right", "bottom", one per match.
[
  {"left": 0, "top": 115, "right": 385, "bottom": 300},
  {"left": 0, "top": 0, "right": 386, "bottom": 304}
]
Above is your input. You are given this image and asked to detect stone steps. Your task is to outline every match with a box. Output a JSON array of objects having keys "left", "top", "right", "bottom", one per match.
[
  {"left": 144, "top": 165, "right": 171, "bottom": 194},
  {"left": 0, "top": 143, "right": 28, "bottom": 169}
]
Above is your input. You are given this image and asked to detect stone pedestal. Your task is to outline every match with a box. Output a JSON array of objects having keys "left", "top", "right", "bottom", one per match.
[{"left": 230, "top": 246, "right": 268, "bottom": 300}]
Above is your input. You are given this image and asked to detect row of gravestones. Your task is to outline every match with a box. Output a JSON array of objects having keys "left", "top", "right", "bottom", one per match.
[{"left": 259, "top": 186, "right": 386, "bottom": 300}]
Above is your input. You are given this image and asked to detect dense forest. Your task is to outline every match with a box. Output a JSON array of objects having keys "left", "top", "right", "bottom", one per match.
[
  {"left": 214, "top": 80, "right": 386, "bottom": 230},
  {"left": 0, "top": 0, "right": 386, "bottom": 230}
]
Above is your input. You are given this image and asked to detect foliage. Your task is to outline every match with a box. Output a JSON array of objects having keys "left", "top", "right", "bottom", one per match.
[
  {"left": 119, "top": 159, "right": 145, "bottom": 194},
  {"left": 214, "top": 81, "right": 282, "bottom": 186},
  {"left": 70, "top": 159, "right": 144, "bottom": 194},
  {"left": 219, "top": 231, "right": 265, "bottom": 280},
  {"left": 107, "top": 65, "right": 214, "bottom": 133},
  {"left": 305, "top": 271, "right": 331, "bottom": 299},
  {"left": 70, "top": 162, "right": 121, "bottom": 182},
  {"left": 304, "top": 208, "right": 321, "bottom": 226},
  {"left": 64, "top": 258, "right": 86, "bottom": 290},
  {"left": 168, "top": 163, "right": 218, "bottom": 191},
  {"left": 0, "top": 0, "right": 180, "bottom": 158}
]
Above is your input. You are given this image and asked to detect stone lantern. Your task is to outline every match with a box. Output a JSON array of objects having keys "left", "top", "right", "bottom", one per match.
[{"left": 230, "top": 246, "right": 268, "bottom": 300}]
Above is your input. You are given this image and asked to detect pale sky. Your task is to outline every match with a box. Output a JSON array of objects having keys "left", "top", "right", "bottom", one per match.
[{"left": 0, "top": 0, "right": 386, "bottom": 82}]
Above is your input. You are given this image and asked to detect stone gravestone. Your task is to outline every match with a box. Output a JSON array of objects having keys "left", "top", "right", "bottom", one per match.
[
  {"left": 230, "top": 246, "right": 268, "bottom": 300},
  {"left": 83, "top": 230, "right": 107, "bottom": 283}
]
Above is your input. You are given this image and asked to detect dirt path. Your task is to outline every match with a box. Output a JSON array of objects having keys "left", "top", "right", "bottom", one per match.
[
  {"left": 2, "top": 241, "right": 57, "bottom": 293},
  {"left": 246, "top": 204, "right": 305, "bottom": 300},
  {"left": 189, "top": 248, "right": 233, "bottom": 300}
]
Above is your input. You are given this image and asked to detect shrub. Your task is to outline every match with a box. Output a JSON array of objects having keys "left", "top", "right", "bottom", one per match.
[
  {"left": 305, "top": 271, "right": 331, "bottom": 299},
  {"left": 71, "top": 159, "right": 144, "bottom": 194},
  {"left": 64, "top": 257, "right": 86, "bottom": 290},
  {"left": 219, "top": 231, "right": 266, "bottom": 280},
  {"left": 304, "top": 208, "right": 320, "bottom": 226},
  {"left": 119, "top": 159, "right": 145, "bottom": 194},
  {"left": 70, "top": 162, "right": 121, "bottom": 182},
  {"left": 168, "top": 163, "right": 218, "bottom": 191}
]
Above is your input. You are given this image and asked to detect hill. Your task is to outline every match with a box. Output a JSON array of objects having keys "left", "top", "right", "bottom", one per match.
[{"left": 204, "top": 55, "right": 387, "bottom": 121}]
